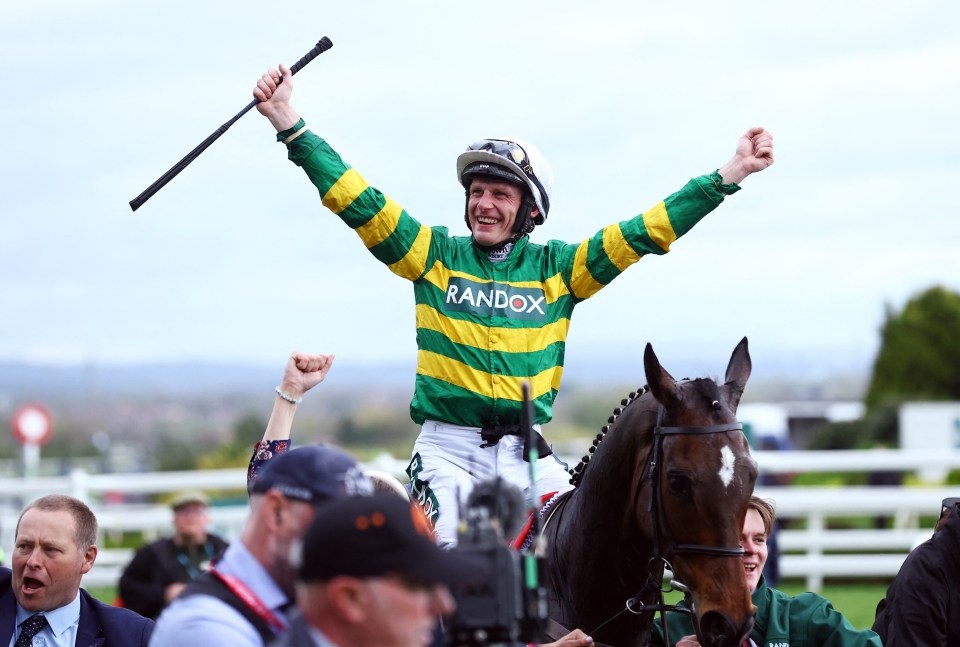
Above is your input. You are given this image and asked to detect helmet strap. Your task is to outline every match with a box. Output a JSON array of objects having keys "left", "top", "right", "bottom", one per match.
[{"left": 512, "top": 194, "right": 536, "bottom": 236}]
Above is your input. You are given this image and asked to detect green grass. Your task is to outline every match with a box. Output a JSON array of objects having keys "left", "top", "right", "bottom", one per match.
[{"left": 88, "top": 586, "right": 119, "bottom": 604}]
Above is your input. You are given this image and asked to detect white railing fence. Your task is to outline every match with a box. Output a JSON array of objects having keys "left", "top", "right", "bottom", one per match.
[
  {"left": 1, "top": 449, "right": 958, "bottom": 592},
  {"left": 756, "top": 484, "right": 954, "bottom": 591}
]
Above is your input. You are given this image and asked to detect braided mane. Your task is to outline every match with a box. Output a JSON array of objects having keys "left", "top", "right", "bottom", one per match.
[{"left": 568, "top": 384, "right": 649, "bottom": 487}]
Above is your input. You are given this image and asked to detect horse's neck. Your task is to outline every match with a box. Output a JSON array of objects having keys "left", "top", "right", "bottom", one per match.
[
  {"left": 550, "top": 404, "right": 659, "bottom": 621},
  {"left": 571, "top": 403, "right": 655, "bottom": 531}
]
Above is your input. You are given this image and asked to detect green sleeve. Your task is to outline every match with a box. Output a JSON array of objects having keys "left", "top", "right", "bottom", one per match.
[
  {"left": 799, "top": 595, "right": 883, "bottom": 647},
  {"left": 657, "top": 172, "right": 731, "bottom": 241},
  {"left": 283, "top": 130, "right": 432, "bottom": 279},
  {"left": 286, "top": 130, "right": 348, "bottom": 197}
]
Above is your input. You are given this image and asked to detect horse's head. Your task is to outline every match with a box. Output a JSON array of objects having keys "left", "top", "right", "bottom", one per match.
[{"left": 641, "top": 337, "right": 758, "bottom": 647}]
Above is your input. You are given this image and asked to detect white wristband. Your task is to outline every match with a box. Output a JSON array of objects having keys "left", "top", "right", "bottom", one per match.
[{"left": 275, "top": 386, "right": 302, "bottom": 405}]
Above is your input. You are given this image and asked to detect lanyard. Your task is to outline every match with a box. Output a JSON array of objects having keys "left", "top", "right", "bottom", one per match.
[
  {"left": 175, "top": 541, "right": 214, "bottom": 579},
  {"left": 209, "top": 567, "right": 288, "bottom": 634}
]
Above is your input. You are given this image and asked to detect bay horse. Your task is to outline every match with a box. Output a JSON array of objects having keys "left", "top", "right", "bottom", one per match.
[{"left": 541, "top": 338, "right": 758, "bottom": 647}]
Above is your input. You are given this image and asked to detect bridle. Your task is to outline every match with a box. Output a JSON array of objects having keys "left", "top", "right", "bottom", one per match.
[
  {"left": 647, "top": 404, "right": 746, "bottom": 560},
  {"left": 589, "top": 403, "right": 746, "bottom": 644}
]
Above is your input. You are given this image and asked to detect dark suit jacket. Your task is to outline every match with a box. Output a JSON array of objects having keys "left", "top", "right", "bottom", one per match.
[{"left": 0, "top": 566, "right": 153, "bottom": 647}]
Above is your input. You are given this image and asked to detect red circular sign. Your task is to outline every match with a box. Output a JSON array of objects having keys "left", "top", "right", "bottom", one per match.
[{"left": 11, "top": 404, "right": 54, "bottom": 446}]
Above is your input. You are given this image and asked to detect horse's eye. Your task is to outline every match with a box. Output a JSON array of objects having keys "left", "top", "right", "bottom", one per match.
[{"left": 667, "top": 472, "right": 692, "bottom": 496}]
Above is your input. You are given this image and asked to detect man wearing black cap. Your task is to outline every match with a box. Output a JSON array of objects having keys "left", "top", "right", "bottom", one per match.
[
  {"left": 872, "top": 496, "right": 960, "bottom": 646},
  {"left": 118, "top": 491, "right": 228, "bottom": 619},
  {"left": 274, "top": 493, "right": 593, "bottom": 647},
  {"left": 272, "top": 493, "right": 476, "bottom": 647},
  {"left": 149, "top": 445, "right": 373, "bottom": 647}
]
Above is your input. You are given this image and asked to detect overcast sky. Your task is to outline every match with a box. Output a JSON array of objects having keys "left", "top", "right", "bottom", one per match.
[{"left": 3, "top": 1, "right": 958, "bottom": 382}]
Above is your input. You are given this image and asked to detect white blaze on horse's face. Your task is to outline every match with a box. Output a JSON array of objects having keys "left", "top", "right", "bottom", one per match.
[{"left": 718, "top": 445, "right": 736, "bottom": 488}]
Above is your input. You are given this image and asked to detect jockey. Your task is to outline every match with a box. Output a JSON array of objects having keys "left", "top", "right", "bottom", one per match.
[{"left": 253, "top": 63, "right": 775, "bottom": 546}]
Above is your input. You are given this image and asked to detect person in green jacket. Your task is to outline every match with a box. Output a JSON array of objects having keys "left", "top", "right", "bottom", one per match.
[
  {"left": 252, "top": 64, "right": 775, "bottom": 546},
  {"left": 653, "top": 496, "right": 881, "bottom": 647}
]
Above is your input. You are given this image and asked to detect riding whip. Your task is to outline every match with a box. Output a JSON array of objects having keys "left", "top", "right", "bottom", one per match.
[{"left": 129, "top": 37, "right": 333, "bottom": 212}]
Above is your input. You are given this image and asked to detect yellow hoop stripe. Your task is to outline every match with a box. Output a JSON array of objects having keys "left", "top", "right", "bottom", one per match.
[
  {"left": 388, "top": 224, "right": 433, "bottom": 281},
  {"left": 415, "top": 304, "right": 570, "bottom": 353},
  {"left": 321, "top": 168, "right": 368, "bottom": 214},
  {"left": 642, "top": 201, "right": 677, "bottom": 252},
  {"left": 568, "top": 239, "right": 604, "bottom": 299},
  {"left": 416, "top": 349, "right": 563, "bottom": 401},
  {"left": 355, "top": 197, "right": 403, "bottom": 248},
  {"left": 602, "top": 223, "right": 641, "bottom": 272}
]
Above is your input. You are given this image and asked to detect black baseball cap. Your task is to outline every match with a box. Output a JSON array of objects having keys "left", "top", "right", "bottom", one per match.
[
  {"left": 250, "top": 444, "right": 373, "bottom": 503},
  {"left": 299, "top": 493, "right": 485, "bottom": 585}
]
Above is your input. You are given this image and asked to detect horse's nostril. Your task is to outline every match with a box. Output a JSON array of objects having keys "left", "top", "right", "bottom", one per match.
[{"left": 698, "top": 610, "right": 740, "bottom": 647}]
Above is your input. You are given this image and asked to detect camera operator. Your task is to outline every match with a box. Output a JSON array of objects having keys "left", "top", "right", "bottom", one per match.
[{"left": 446, "top": 478, "right": 592, "bottom": 647}]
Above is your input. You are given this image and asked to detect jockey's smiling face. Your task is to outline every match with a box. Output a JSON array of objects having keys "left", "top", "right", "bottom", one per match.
[{"left": 467, "top": 178, "right": 538, "bottom": 247}]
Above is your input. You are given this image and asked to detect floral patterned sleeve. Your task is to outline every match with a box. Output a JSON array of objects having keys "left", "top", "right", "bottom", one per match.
[{"left": 246, "top": 439, "right": 292, "bottom": 493}]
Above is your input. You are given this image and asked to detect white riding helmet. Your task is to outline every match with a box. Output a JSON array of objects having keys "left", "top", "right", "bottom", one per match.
[{"left": 456, "top": 137, "right": 555, "bottom": 225}]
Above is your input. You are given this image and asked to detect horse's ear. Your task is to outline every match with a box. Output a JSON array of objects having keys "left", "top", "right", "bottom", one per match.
[
  {"left": 721, "top": 336, "right": 752, "bottom": 413},
  {"left": 644, "top": 342, "right": 679, "bottom": 406}
]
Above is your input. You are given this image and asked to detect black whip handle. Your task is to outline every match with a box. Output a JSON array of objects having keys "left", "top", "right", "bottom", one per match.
[
  {"left": 129, "top": 37, "right": 333, "bottom": 212},
  {"left": 288, "top": 36, "right": 333, "bottom": 75}
]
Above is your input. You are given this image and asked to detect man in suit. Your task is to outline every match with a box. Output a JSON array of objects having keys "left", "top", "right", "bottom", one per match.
[{"left": 1, "top": 494, "right": 153, "bottom": 646}]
